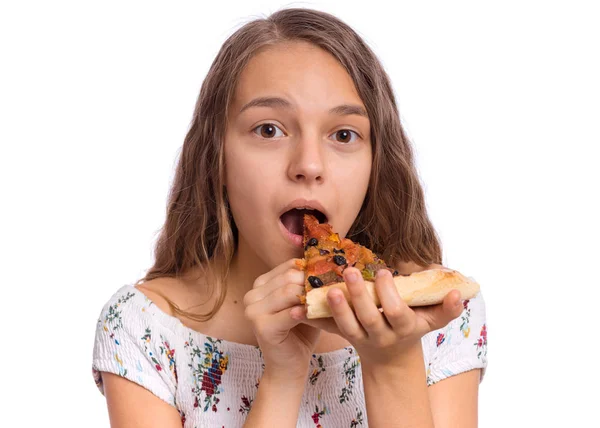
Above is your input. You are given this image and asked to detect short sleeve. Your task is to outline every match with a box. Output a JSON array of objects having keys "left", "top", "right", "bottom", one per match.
[
  {"left": 92, "top": 286, "right": 179, "bottom": 408},
  {"left": 423, "top": 287, "right": 488, "bottom": 386}
]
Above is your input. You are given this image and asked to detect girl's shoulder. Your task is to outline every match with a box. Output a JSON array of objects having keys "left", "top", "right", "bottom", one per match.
[{"left": 92, "top": 282, "right": 184, "bottom": 408}]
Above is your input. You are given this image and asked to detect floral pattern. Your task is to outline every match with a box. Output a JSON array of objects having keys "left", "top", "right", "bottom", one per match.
[
  {"left": 92, "top": 284, "right": 488, "bottom": 427},
  {"left": 309, "top": 355, "right": 326, "bottom": 385},
  {"left": 350, "top": 408, "right": 364, "bottom": 427},
  {"left": 460, "top": 299, "right": 472, "bottom": 338},
  {"left": 436, "top": 332, "right": 446, "bottom": 347},
  {"left": 339, "top": 348, "right": 360, "bottom": 404},
  {"left": 102, "top": 291, "right": 135, "bottom": 332},
  {"left": 311, "top": 403, "right": 329, "bottom": 427},
  {"left": 239, "top": 395, "right": 253, "bottom": 415},
  {"left": 475, "top": 324, "right": 488, "bottom": 361},
  {"left": 185, "top": 335, "right": 229, "bottom": 412}
]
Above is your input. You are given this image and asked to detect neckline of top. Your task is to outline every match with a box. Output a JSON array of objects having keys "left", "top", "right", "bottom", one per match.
[{"left": 120, "top": 284, "right": 357, "bottom": 366}]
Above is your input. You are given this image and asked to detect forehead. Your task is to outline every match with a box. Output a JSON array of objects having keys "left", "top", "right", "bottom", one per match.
[{"left": 231, "top": 41, "right": 365, "bottom": 113}]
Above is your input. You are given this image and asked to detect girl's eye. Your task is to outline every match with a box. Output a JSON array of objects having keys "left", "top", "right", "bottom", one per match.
[
  {"left": 330, "top": 129, "right": 359, "bottom": 144},
  {"left": 252, "top": 123, "right": 360, "bottom": 144},
  {"left": 252, "top": 123, "right": 285, "bottom": 139}
]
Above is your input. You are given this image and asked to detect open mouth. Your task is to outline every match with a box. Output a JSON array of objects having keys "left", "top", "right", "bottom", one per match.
[{"left": 280, "top": 208, "right": 327, "bottom": 236}]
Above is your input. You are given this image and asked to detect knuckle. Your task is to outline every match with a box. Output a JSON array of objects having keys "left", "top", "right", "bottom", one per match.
[
  {"left": 283, "top": 283, "right": 301, "bottom": 299},
  {"left": 374, "top": 334, "right": 394, "bottom": 348},
  {"left": 242, "top": 291, "right": 255, "bottom": 307},
  {"left": 283, "top": 269, "right": 301, "bottom": 284},
  {"left": 345, "top": 329, "right": 365, "bottom": 342},
  {"left": 361, "top": 314, "right": 381, "bottom": 329},
  {"left": 399, "top": 316, "right": 417, "bottom": 336},
  {"left": 383, "top": 305, "right": 403, "bottom": 320},
  {"left": 253, "top": 276, "right": 267, "bottom": 288}
]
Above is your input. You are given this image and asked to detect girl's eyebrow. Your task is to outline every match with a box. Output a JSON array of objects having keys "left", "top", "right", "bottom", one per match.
[{"left": 239, "top": 96, "right": 368, "bottom": 118}]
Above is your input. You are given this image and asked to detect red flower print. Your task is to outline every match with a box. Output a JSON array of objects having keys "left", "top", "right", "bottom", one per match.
[
  {"left": 463, "top": 299, "right": 470, "bottom": 309},
  {"left": 155, "top": 364, "right": 162, "bottom": 371},
  {"left": 477, "top": 338, "right": 483, "bottom": 347},
  {"left": 239, "top": 395, "right": 253, "bottom": 415},
  {"left": 436, "top": 333, "right": 445, "bottom": 347},
  {"left": 312, "top": 413, "right": 319, "bottom": 424},
  {"left": 201, "top": 372, "right": 216, "bottom": 396},
  {"left": 187, "top": 337, "right": 229, "bottom": 413}
]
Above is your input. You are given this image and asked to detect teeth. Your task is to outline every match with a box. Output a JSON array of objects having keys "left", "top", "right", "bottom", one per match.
[{"left": 294, "top": 207, "right": 314, "bottom": 210}]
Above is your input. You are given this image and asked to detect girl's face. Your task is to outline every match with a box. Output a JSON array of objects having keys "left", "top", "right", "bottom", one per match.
[{"left": 224, "top": 41, "right": 372, "bottom": 270}]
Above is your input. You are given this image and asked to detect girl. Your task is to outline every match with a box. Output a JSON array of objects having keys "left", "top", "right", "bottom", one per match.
[{"left": 92, "top": 8, "right": 488, "bottom": 427}]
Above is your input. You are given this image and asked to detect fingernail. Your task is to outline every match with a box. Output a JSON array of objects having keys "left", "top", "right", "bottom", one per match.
[
  {"left": 455, "top": 299, "right": 462, "bottom": 308},
  {"left": 291, "top": 308, "right": 305, "bottom": 320},
  {"left": 376, "top": 269, "right": 389, "bottom": 278},
  {"left": 329, "top": 291, "right": 343, "bottom": 305}
]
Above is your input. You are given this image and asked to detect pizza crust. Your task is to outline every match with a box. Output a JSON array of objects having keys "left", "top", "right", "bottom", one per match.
[{"left": 304, "top": 267, "right": 480, "bottom": 319}]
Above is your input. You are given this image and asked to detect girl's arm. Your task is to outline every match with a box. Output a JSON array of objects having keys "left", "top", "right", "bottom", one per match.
[
  {"left": 102, "top": 372, "right": 183, "bottom": 428},
  {"left": 361, "top": 344, "right": 435, "bottom": 428},
  {"left": 243, "top": 369, "right": 307, "bottom": 427}
]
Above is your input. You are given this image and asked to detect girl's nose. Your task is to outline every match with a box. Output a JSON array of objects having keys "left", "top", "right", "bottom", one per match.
[{"left": 286, "top": 135, "right": 325, "bottom": 184}]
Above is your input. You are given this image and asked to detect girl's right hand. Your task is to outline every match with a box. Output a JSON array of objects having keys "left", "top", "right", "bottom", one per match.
[{"left": 243, "top": 258, "right": 321, "bottom": 381}]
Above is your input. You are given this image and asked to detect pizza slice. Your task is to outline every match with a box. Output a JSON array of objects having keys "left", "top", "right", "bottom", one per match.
[{"left": 297, "top": 213, "right": 480, "bottom": 319}]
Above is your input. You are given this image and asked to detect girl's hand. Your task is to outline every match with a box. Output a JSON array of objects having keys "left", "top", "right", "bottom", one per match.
[
  {"left": 299, "top": 267, "right": 463, "bottom": 368},
  {"left": 243, "top": 258, "right": 321, "bottom": 380}
]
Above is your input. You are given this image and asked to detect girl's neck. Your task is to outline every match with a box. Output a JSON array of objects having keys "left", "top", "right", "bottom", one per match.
[{"left": 227, "top": 236, "right": 271, "bottom": 298}]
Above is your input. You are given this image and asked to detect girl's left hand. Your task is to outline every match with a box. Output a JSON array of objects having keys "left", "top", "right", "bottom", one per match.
[{"left": 299, "top": 266, "right": 464, "bottom": 367}]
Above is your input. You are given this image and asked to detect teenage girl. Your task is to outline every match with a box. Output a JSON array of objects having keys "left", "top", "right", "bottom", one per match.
[{"left": 92, "top": 8, "right": 488, "bottom": 428}]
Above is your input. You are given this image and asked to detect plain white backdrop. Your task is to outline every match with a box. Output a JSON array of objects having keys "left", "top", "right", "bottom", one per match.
[{"left": 1, "top": 1, "right": 598, "bottom": 426}]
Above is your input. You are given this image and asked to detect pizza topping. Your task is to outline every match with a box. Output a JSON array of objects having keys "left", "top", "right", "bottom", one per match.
[
  {"left": 313, "top": 270, "right": 342, "bottom": 286},
  {"left": 302, "top": 213, "right": 401, "bottom": 292},
  {"left": 333, "top": 255, "right": 347, "bottom": 266},
  {"left": 307, "top": 237, "right": 318, "bottom": 247},
  {"left": 361, "top": 269, "right": 376, "bottom": 281},
  {"left": 308, "top": 276, "right": 324, "bottom": 288}
]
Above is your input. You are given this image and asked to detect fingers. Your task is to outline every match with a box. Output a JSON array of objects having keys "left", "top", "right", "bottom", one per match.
[
  {"left": 324, "top": 277, "right": 368, "bottom": 341},
  {"left": 250, "top": 305, "right": 306, "bottom": 345},
  {"left": 343, "top": 267, "right": 387, "bottom": 336},
  {"left": 244, "top": 268, "right": 305, "bottom": 306},
  {"left": 413, "top": 289, "right": 464, "bottom": 335},
  {"left": 246, "top": 282, "right": 306, "bottom": 316},
  {"left": 375, "top": 269, "right": 416, "bottom": 334},
  {"left": 243, "top": 258, "right": 306, "bottom": 319},
  {"left": 254, "top": 258, "right": 303, "bottom": 288}
]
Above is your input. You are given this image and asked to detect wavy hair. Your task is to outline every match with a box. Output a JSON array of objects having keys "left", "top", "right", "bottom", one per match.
[{"left": 135, "top": 7, "right": 443, "bottom": 321}]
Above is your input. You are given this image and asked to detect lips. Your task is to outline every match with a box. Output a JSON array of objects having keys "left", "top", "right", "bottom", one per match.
[
  {"left": 278, "top": 199, "right": 329, "bottom": 247},
  {"left": 278, "top": 198, "right": 329, "bottom": 223}
]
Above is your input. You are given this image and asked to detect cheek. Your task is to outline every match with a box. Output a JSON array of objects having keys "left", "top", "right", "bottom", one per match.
[{"left": 224, "top": 145, "right": 280, "bottom": 242}]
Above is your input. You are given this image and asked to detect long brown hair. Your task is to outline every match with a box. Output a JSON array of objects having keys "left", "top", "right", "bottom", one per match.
[{"left": 135, "top": 7, "right": 443, "bottom": 322}]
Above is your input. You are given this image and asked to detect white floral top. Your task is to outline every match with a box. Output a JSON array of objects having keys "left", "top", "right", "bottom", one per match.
[{"left": 92, "top": 283, "right": 488, "bottom": 427}]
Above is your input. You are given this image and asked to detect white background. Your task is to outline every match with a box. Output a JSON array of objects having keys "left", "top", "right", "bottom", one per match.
[{"left": 1, "top": 1, "right": 598, "bottom": 426}]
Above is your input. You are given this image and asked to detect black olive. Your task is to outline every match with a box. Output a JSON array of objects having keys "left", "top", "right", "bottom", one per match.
[
  {"left": 319, "top": 249, "right": 330, "bottom": 256},
  {"left": 308, "top": 276, "right": 324, "bottom": 288},
  {"left": 333, "top": 255, "right": 347, "bottom": 266},
  {"left": 333, "top": 248, "right": 345, "bottom": 254},
  {"left": 308, "top": 238, "right": 318, "bottom": 247}
]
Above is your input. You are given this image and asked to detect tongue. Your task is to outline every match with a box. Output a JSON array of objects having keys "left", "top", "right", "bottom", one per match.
[{"left": 281, "top": 210, "right": 305, "bottom": 236}]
